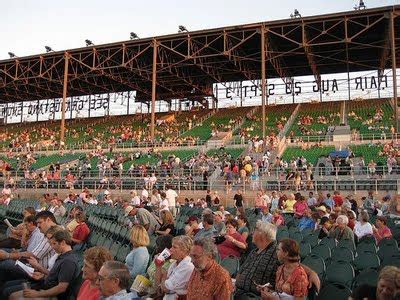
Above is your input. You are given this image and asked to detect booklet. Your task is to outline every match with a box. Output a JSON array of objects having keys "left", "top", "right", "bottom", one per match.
[
  {"left": 15, "top": 260, "right": 34, "bottom": 277},
  {"left": 4, "top": 219, "right": 14, "bottom": 229}
]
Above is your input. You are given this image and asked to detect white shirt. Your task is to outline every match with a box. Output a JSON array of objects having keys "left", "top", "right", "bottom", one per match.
[
  {"left": 165, "top": 189, "right": 178, "bottom": 207},
  {"left": 164, "top": 256, "right": 194, "bottom": 298},
  {"left": 27, "top": 227, "right": 44, "bottom": 252},
  {"left": 354, "top": 221, "right": 373, "bottom": 238},
  {"left": 160, "top": 199, "right": 170, "bottom": 211},
  {"left": 131, "top": 196, "right": 141, "bottom": 206}
]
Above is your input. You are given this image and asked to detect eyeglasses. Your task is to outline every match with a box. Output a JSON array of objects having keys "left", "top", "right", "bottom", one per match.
[{"left": 96, "top": 274, "right": 113, "bottom": 282}]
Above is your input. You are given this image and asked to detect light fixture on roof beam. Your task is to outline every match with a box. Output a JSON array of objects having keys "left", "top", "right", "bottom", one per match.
[
  {"left": 85, "top": 39, "right": 94, "bottom": 46},
  {"left": 45, "top": 46, "right": 54, "bottom": 53},
  {"left": 290, "top": 9, "right": 301, "bottom": 18},
  {"left": 354, "top": 0, "right": 366, "bottom": 10},
  {"left": 130, "top": 32, "right": 139, "bottom": 40},
  {"left": 8, "top": 52, "right": 16, "bottom": 58},
  {"left": 178, "top": 25, "right": 188, "bottom": 33}
]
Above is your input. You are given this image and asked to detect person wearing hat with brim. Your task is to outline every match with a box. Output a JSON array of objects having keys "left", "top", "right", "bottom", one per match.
[
  {"left": 213, "top": 211, "right": 226, "bottom": 235},
  {"left": 316, "top": 205, "right": 329, "bottom": 218}
]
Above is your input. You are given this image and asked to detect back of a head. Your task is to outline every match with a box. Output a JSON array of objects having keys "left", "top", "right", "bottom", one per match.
[{"left": 203, "top": 213, "right": 214, "bottom": 225}]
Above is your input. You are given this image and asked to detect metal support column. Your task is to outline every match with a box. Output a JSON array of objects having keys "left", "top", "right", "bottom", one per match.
[
  {"left": 261, "top": 25, "right": 267, "bottom": 140},
  {"left": 150, "top": 39, "right": 158, "bottom": 140},
  {"left": 60, "top": 53, "right": 69, "bottom": 143},
  {"left": 390, "top": 12, "right": 398, "bottom": 132}
]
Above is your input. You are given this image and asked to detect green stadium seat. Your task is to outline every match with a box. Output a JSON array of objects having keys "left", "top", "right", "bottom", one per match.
[
  {"left": 325, "top": 261, "right": 355, "bottom": 288},
  {"left": 302, "top": 254, "right": 326, "bottom": 281},
  {"left": 317, "top": 283, "right": 352, "bottom": 300},
  {"left": 352, "top": 269, "right": 379, "bottom": 289},
  {"left": 220, "top": 255, "right": 240, "bottom": 278},
  {"left": 311, "top": 244, "right": 331, "bottom": 261},
  {"left": 331, "top": 246, "right": 354, "bottom": 263},
  {"left": 353, "top": 252, "right": 380, "bottom": 272},
  {"left": 319, "top": 237, "right": 337, "bottom": 250}
]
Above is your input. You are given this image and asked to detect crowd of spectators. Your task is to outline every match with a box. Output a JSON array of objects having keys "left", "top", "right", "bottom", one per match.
[{"left": 0, "top": 184, "right": 399, "bottom": 299}]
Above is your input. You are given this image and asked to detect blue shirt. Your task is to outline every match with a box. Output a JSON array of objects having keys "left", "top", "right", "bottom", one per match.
[
  {"left": 125, "top": 246, "right": 149, "bottom": 279},
  {"left": 323, "top": 198, "right": 334, "bottom": 209},
  {"left": 298, "top": 217, "right": 316, "bottom": 231}
]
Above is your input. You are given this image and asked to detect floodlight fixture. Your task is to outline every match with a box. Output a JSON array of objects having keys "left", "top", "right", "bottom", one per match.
[
  {"left": 290, "top": 9, "right": 301, "bottom": 18},
  {"left": 130, "top": 32, "right": 139, "bottom": 40},
  {"left": 8, "top": 52, "right": 16, "bottom": 58},
  {"left": 85, "top": 39, "right": 94, "bottom": 46},
  {"left": 45, "top": 46, "right": 54, "bottom": 53},
  {"left": 178, "top": 25, "right": 188, "bottom": 33}
]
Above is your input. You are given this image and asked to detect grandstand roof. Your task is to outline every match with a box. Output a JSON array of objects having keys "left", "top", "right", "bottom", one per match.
[{"left": 0, "top": 5, "right": 399, "bottom": 103}]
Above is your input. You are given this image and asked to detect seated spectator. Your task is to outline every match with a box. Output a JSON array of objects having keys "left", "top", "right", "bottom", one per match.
[
  {"left": 328, "top": 215, "right": 354, "bottom": 242},
  {"left": 65, "top": 206, "right": 84, "bottom": 233},
  {"left": 213, "top": 211, "right": 226, "bottom": 235},
  {"left": 0, "top": 206, "right": 35, "bottom": 249},
  {"left": 187, "top": 237, "right": 233, "bottom": 299},
  {"left": 283, "top": 194, "right": 296, "bottom": 213},
  {"left": 156, "top": 210, "right": 175, "bottom": 236},
  {"left": 97, "top": 261, "right": 133, "bottom": 300},
  {"left": 71, "top": 211, "right": 90, "bottom": 246},
  {"left": 354, "top": 211, "right": 373, "bottom": 240},
  {"left": 217, "top": 219, "right": 247, "bottom": 260},
  {"left": 261, "top": 206, "right": 273, "bottom": 223},
  {"left": 185, "top": 216, "right": 201, "bottom": 238},
  {"left": 271, "top": 209, "right": 285, "bottom": 226},
  {"left": 77, "top": 246, "right": 114, "bottom": 300},
  {"left": 194, "top": 214, "right": 216, "bottom": 240},
  {"left": 347, "top": 210, "right": 356, "bottom": 230},
  {"left": 372, "top": 216, "right": 392, "bottom": 243},
  {"left": 235, "top": 221, "right": 319, "bottom": 297},
  {"left": 48, "top": 198, "right": 66, "bottom": 222},
  {"left": 146, "top": 235, "right": 174, "bottom": 297},
  {"left": 294, "top": 196, "right": 308, "bottom": 218},
  {"left": 7, "top": 230, "right": 79, "bottom": 300},
  {"left": 298, "top": 209, "right": 317, "bottom": 232},
  {"left": 317, "top": 216, "right": 331, "bottom": 240},
  {"left": 156, "top": 235, "right": 194, "bottom": 299},
  {"left": 237, "top": 215, "right": 249, "bottom": 241},
  {"left": 126, "top": 225, "right": 150, "bottom": 279},
  {"left": 125, "top": 206, "right": 159, "bottom": 235},
  {"left": 258, "top": 238, "right": 309, "bottom": 299}
]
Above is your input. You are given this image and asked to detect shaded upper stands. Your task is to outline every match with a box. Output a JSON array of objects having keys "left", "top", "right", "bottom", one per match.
[
  {"left": 282, "top": 146, "right": 336, "bottom": 166},
  {"left": 181, "top": 106, "right": 253, "bottom": 141},
  {"left": 288, "top": 102, "right": 341, "bottom": 137},
  {"left": 235, "top": 104, "right": 297, "bottom": 138},
  {"left": 347, "top": 99, "right": 395, "bottom": 135}
]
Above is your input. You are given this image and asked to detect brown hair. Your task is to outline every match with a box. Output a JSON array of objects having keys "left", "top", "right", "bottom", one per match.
[
  {"left": 160, "top": 210, "right": 174, "bottom": 225},
  {"left": 84, "top": 246, "right": 114, "bottom": 272},
  {"left": 225, "top": 218, "right": 238, "bottom": 229},
  {"left": 279, "top": 238, "right": 300, "bottom": 262}
]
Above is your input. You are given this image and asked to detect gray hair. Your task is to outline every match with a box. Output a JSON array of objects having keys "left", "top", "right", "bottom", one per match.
[
  {"left": 255, "top": 220, "right": 277, "bottom": 241},
  {"left": 193, "top": 237, "right": 218, "bottom": 259},
  {"left": 102, "top": 261, "right": 131, "bottom": 290},
  {"left": 172, "top": 235, "right": 193, "bottom": 255},
  {"left": 336, "top": 215, "right": 349, "bottom": 225}
]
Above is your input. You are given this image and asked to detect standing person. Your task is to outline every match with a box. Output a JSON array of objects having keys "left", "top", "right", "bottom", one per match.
[
  {"left": 205, "top": 190, "right": 212, "bottom": 208},
  {"left": 124, "top": 206, "right": 159, "bottom": 235},
  {"left": 234, "top": 189, "right": 245, "bottom": 216},
  {"left": 186, "top": 238, "right": 234, "bottom": 300},
  {"left": 166, "top": 186, "right": 178, "bottom": 217}
]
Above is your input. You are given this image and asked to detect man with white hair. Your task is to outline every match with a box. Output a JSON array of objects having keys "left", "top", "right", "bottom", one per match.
[
  {"left": 328, "top": 214, "right": 354, "bottom": 242},
  {"left": 234, "top": 221, "right": 320, "bottom": 298}
]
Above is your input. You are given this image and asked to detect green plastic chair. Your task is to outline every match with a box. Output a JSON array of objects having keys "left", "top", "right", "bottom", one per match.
[
  {"left": 354, "top": 252, "right": 380, "bottom": 272},
  {"left": 302, "top": 254, "right": 326, "bottom": 281},
  {"left": 325, "top": 261, "right": 355, "bottom": 288},
  {"left": 317, "top": 283, "right": 352, "bottom": 300},
  {"left": 220, "top": 255, "right": 240, "bottom": 278},
  {"left": 331, "top": 246, "right": 354, "bottom": 263}
]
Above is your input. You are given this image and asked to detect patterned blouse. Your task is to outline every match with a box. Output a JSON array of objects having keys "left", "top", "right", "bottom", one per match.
[{"left": 275, "top": 264, "right": 309, "bottom": 297}]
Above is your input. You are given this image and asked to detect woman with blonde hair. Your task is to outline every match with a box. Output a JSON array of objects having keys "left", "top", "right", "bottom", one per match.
[
  {"left": 126, "top": 225, "right": 150, "bottom": 279},
  {"left": 77, "top": 246, "right": 114, "bottom": 300},
  {"left": 156, "top": 210, "right": 175, "bottom": 236}
]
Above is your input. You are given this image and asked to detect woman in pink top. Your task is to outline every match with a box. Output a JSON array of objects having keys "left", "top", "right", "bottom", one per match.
[
  {"left": 217, "top": 219, "right": 247, "bottom": 260},
  {"left": 373, "top": 216, "right": 393, "bottom": 243},
  {"left": 294, "top": 196, "right": 308, "bottom": 218},
  {"left": 77, "top": 246, "right": 113, "bottom": 300}
]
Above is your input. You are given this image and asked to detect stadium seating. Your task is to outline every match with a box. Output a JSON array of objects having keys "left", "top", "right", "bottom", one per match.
[{"left": 282, "top": 146, "right": 335, "bottom": 165}]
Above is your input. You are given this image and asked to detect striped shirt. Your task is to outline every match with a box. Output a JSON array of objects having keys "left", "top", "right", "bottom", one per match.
[
  {"left": 31, "top": 237, "right": 55, "bottom": 270},
  {"left": 27, "top": 227, "right": 44, "bottom": 252}
]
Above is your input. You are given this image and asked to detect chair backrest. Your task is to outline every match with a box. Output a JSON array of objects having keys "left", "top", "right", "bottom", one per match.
[
  {"left": 319, "top": 237, "right": 337, "bottom": 249},
  {"left": 317, "top": 283, "right": 352, "bottom": 300},
  {"left": 381, "top": 254, "right": 400, "bottom": 268},
  {"left": 303, "top": 233, "right": 319, "bottom": 248},
  {"left": 352, "top": 269, "right": 379, "bottom": 289},
  {"left": 379, "top": 238, "right": 398, "bottom": 249},
  {"left": 325, "top": 261, "right": 355, "bottom": 288},
  {"left": 354, "top": 252, "right": 380, "bottom": 272},
  {"left": 337, "top": 239, "right": 356, "bottom": 251},
  {"left": 299, "top": 241, "right": 312, "bottom": 259},
  {"left": 331, "top": 246, "right": 354, "bottom": 263},
  {"left": 302, "top": 254, "right": 326, "bottom": 281},
  {"left": 220, "top": 255, "right": 240, "bottom": 278},
  {"left": 356, "top": 242, "right": 377, "bottom": 255},
  {"left": 311, "top": 244, "right": 332, "bottom": 260}
]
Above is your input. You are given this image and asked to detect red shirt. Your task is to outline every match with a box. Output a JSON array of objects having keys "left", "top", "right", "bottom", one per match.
[
  {"left": 73, "top": 222, "right": 90, "bottom": 242},
  {"left": 333, "top": 195, "right": 343, "bottom": 207},
  {"left": 348, "top": 219, "right": 355, "bottom": 230},
  {"left": 77, "top": 279, "right": 101, "bottom": 300},
  {"left": 217, "top": 232, "right": 246, "bottom": 260}
]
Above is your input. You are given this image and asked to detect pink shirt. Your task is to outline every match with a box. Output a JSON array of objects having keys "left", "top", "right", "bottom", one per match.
[
  {"left": 77, "top": 279, "right": 101, "bottom": 300},
  {"left": 294, "top": 201, "right": 308, "bottom": 216},
  {"left": 374, "top": 226, "right": 392, "bottom": 243}
]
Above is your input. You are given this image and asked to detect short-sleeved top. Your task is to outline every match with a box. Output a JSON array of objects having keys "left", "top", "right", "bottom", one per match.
[
  {"left": 44, "top": 250, "right": 79, "bottom": 289},
  {"left": 187, "top": 260, "right": 233, "bottom": 300},
  {"left": 217, "top": 232, "right": 247, "bottom": 260},
  {"left": 238, "top": 226, "right": 249, "bottom": 237},
  {"left": 136, "top": 208, "right": 159, "bottom": 235},
  {"left": 235, "top": 242, "right": 279, "bottom": 296},
  {"left": 275, "top": 264, "right": 309, "bottom": 297},
  {"left": 73, "top": 222, "right": 90, "bottom": 242},
  {"left": 284, "top": 199, "right": 296, "bottom": 213},
  {"left": 77, "top": 279, "right": 101, "bottom": 300},
  {"left": 158, "top": 223, "right": 175, "bottom": 235},
  {"left": 234, "top": 194, "right": 243, "bottom": 207}
]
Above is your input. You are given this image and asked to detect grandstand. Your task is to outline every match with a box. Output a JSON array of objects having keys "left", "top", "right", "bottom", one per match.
[{"left": 0, "top": 4, "right": 399, "bottom": 299}]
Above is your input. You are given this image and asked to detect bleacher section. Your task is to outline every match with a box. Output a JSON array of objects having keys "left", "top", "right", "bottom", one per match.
[{"left": 282, "top": 146, "right": 336, "bottom": 165}]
